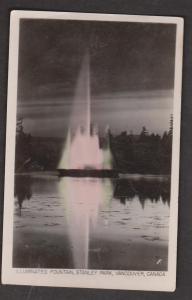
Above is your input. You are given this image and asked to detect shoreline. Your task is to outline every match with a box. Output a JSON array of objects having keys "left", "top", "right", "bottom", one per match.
[{"left": 15, "top": 171, "right": 170, "bottom": 181}]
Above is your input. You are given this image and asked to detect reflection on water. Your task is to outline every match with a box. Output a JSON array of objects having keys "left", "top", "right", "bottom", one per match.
[
  {"left": 13, "top": 174, "right": 170, "bottom": 270},
  {"left": 58, "top": 178, "right": 110, "bottom": 268},
  {"left": 114, "top": 179, "right": 170, "bottom": 207},
  {"left": 14, "top": 175, "right": 32, "bottom": 216}
]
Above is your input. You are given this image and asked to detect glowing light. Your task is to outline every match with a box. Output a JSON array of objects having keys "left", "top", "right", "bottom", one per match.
[
  {"left": 59, "top": 177, "right": 104, "bottom": 268},
  {"left": 59, "top": 51, "right": 112, "bottom": 170}
]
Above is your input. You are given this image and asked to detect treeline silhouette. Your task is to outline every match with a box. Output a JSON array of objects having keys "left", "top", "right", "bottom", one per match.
[
  {"left": 15, "top": 117, "right": 172, "bottom": 174},
  {"left": 15, "top": 119, "right": 63, "bottom": 172},
  {"left": 109, "top": 125, "right": 172, "bottom": 174}
]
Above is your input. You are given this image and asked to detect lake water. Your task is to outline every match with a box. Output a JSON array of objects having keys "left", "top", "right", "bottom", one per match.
[{"left": 13, "top": 173, "right": 170, "bottom": 270}]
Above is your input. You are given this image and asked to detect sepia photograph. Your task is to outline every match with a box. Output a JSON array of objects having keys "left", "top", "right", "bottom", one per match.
[{"left": 2, "top": 11, "right": 183, "bottom": 291}]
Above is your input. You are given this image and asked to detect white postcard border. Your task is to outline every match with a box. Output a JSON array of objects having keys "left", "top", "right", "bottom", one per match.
[{"left": 1, "top": 11, "right": 184, "bottom": 291}]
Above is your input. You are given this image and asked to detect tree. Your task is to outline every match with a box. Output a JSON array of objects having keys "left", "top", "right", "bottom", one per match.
[
  {"left": 16, "top": 118, "right": 24, "bottom": 136},
  {"left": 139, "top": 126, "right": 148, "bottom": 142},
  {"left": 168, "top": 114, "right": 173, "bottom": 137},
  {"left": 15, "top": 118, "right": 32, "bottom": 171}
]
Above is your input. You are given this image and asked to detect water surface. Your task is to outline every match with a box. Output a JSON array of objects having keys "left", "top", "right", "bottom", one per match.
[{"left": 13, "top": 173, "right": 170, "bottom": 270}]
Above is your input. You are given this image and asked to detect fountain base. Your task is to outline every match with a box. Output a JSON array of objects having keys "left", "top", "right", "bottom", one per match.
[{"left": 57, "top": 169, "right": 119, "bottom": 178}]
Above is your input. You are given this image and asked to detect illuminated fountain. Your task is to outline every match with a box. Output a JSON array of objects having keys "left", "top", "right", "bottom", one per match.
[
  {"left": 58, "top": 51, "right": 113, "bottom": 175},
  {"left": 58, "top": 52, "right": 114, "bottom": 268}
]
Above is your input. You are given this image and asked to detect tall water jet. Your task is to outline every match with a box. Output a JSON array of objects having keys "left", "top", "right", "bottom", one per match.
[
  {"left": 85, "top": 52, "right": 91, "bottom": 136},
  {"left": 59, "top": 51, "right": 111, "bottom": 171},
  {"left": 58, "top": 131, "right": 71, "bottom": 169}
]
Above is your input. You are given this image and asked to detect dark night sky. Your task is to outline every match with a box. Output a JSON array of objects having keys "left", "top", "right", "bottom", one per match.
[{"left": 17, "top": 18, "right": 176, "bottom": 137}]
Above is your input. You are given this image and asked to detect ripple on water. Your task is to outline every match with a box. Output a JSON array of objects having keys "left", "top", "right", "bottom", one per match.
[
  {"left": 155, "top": 225, "right": 167, "bottom": 228},
  {"left": 115, "top": 221, "right": 128, "bottom": 226},
  {"left": 16, "top": 225, "right": 27, "bottom": 228},
  {"left": 44, "top": 223, "right": 60, "bottom": 227},
  {"left": 141, "top": 235, "right": 161, "bottom": 241}
]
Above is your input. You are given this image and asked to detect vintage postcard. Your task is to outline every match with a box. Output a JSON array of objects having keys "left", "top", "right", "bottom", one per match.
[{"left": 2, "top": 11, "right": 183, "bottom": 291}]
